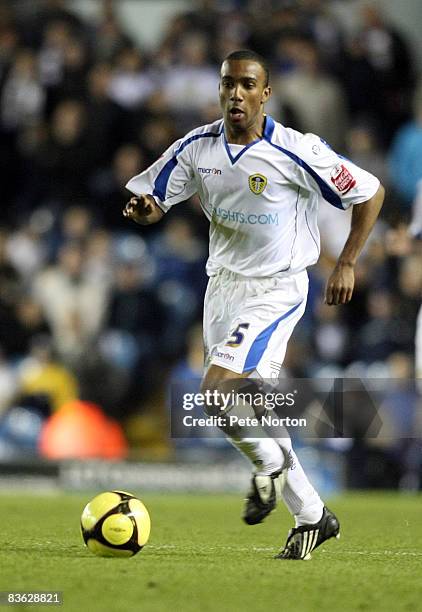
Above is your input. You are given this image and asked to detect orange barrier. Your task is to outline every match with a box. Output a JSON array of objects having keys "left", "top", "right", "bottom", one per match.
[{"left": 39, "top": 400, "right": 128, "bottom": 459}]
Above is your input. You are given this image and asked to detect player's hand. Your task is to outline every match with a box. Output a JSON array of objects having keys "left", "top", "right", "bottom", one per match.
[
  {"left": 324, "top": 263, "right": 355, "bottom": 305},
  {"left": 123, "top": 195, "right": 155, "bottom": 223}
]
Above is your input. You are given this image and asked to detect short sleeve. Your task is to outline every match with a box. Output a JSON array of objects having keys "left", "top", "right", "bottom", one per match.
[
  {"left": 125, "top": 138, "right": 197, "bottom": 212},
  {"left": 291, "top": 133, "right": 380, "bottom": 210}
]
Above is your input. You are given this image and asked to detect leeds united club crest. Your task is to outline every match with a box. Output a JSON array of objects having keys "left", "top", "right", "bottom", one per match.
[{"left": 248, "top": 173, "right": 267, "bottom": 195}]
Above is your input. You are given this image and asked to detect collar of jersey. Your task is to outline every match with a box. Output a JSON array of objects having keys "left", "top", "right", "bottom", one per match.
[{"left": 221, "top": 115, "right": 275, "bottom": 165}]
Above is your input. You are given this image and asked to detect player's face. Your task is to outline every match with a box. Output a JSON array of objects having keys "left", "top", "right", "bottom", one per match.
[{"left": 219, "top": 60, "right": 271, "bottom": 133}]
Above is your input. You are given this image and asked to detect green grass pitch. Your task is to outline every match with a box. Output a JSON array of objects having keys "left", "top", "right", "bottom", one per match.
[{"left": 0, "top": 492, "right": 421, "bottom": 611}]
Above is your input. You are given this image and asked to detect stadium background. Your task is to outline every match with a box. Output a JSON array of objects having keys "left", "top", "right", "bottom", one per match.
[{"left": 0, "top": 0, "right": 421, "bottom": 495}]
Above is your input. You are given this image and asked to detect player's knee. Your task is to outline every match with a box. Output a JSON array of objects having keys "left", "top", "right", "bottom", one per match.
[
  {"left": 200, "top": 378, "right": 223, "bottom": 418},
  {"left": 200, "top": 377, "right": 234, "bottom": 434},
  {"left": 200, "top": 366, "right": 235, "bottom": 417},
  {"left": 200, "top": 367, "right": 264, "bottom": 421}
]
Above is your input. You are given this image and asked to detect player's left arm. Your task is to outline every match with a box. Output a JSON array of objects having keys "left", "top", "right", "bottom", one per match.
[
  {"left": 290, "top": 132, "right": 386, "bottom": 305},
  {"left": 325, "top": 184, "right": 385, "bottom": 305}
]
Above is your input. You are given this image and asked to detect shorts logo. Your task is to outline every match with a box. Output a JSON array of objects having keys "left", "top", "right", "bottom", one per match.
[
  {"left": 198, "top": 167, "right": 222, "bottom": 175},
  {"left": 330, "top": 164, "right": 356, "bottom": 194},
  {"left": 215, "top": 351, "right": 234, "bottom": 362},
  {"left": 248, "top": 173, "right": 267, "bottom": 195}
]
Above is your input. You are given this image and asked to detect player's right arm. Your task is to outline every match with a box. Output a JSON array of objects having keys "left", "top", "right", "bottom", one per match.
[
  {"left": 123, "top": 194, "right": 164, "bottom": 225},
  {"left": 123, "top": 133, "right": 198, "bottom": 225}
]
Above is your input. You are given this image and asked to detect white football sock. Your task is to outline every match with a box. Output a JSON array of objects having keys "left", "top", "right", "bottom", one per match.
[
  {"left": 210, "top": 378, "right": 323, "bottom": 520},
  {"left": 215, "top": 386, "right": 284, "bottom": 476},
  {"left": 230, "top": 436, "right": 284, "bottom": 477},
  {"left": 274, "top": 434, "right": 324, "bottom": 526}
]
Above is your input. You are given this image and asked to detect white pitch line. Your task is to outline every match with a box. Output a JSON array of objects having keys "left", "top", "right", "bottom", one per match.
[
  {"left": 321, "top": 550, "right": 422, "bottom": 557},
  {"left": 148, "top": 544, "right": 422, "bottom": 557},
  {"left": 148, "top": 544, "right": 274, "bottom": 552}
]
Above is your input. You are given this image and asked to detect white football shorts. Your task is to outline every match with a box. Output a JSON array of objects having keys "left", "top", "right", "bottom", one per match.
[{"left": 203, "top": 268, "right": 308, "bottom": 379}]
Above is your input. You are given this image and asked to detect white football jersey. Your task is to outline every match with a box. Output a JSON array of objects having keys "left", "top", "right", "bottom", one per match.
[{"left": 126, "top": 115, "right": 380, "bottom": 277}]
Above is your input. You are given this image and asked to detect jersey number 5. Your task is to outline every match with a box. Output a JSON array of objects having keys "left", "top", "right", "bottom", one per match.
[{"left": 226, "top": 323, "right": 250, "bottom": 347}]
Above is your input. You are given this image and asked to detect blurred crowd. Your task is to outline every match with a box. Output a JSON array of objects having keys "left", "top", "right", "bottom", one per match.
[{"left": 0, "top": 0, "right": 422, "bottom": 482}]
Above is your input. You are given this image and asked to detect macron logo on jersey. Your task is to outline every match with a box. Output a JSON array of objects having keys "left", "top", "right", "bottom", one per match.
[{"left": 198, "top": 167, "right": 222, "bottom": 175}]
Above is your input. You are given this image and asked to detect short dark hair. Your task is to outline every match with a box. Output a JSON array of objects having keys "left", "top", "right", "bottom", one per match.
[{"left": 223, "top": 49, "right": 270, "bottom": 86}]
